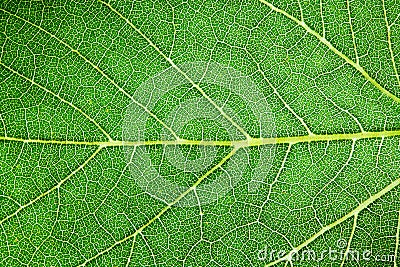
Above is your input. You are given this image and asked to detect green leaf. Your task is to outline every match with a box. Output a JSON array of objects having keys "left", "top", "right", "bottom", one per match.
[{"left": 1, "top": 0, "right": 400, "bottom": 266}]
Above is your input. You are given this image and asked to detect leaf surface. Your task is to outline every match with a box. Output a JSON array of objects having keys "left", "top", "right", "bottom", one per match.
[{"left": 1, "top": 0, "right": 400, "bottom": 266}]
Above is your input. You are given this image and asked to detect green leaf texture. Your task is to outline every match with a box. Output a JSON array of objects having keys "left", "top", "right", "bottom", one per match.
[{"left": 1, "top": 0, "right": 400, "bottom": 266}]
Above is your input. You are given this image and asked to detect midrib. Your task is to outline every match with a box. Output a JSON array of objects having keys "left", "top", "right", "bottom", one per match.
[{"left": 1, "top": 129, "right": 399, "bottom": 147}]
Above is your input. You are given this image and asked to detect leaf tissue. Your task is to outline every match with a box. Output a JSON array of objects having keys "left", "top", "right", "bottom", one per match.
[{"left": 1, "top": 0, "right": 400, "bottom": 266}]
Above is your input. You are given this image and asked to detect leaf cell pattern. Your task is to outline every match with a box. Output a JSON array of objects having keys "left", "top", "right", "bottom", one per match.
[{"left": 1, "top": 0, "right": 400, "bottom": 266}]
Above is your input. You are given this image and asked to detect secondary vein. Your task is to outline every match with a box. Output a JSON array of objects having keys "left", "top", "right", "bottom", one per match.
[
  {"left": 259, "top": 0, "right": 400, "bottom": 104},
  {"left": 97, "top": 0, "right": 252, "bottom": 140},
  {"left": 0, "top": 7, "right": 180, "bottom": 140},
  {"left": 266, "top": 176, "right": 400, "bottom": 266},
  {"left": 0, "top": 146, "right": 102, "bottom": 225},
  {"left": 76, "top": 147, "right": 239, "bottom": 266},
  {"left": 0, "top": 62, "right": 113, "bottom": 141}
]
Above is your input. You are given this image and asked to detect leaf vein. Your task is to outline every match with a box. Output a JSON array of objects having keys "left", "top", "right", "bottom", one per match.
[
  {"left": 382, "top": 0, "right": 400, "bottom": 88},
  {"left": 97, "top": 0, "right": 252, "bottom": 139},
  {"left": 0, "top": 8, "right": 180, "bottom": 140},
  {"left": 265, "top": 175, "right": 400, "bottom": 266},
  {"left": 0, "top": 146, "right": 102, "bottom": 226},
  {"left": 76, "top": 147, "right": 239, "bottom": 266},
  {"left": 1, "top": 129, "right": 400, "bottom": 147},
  {"left": 0, "top": 61, "right": 113, "bottom": 141},
  {"left": 259, "top": 0, "right": 400, "bottom": 104}
]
